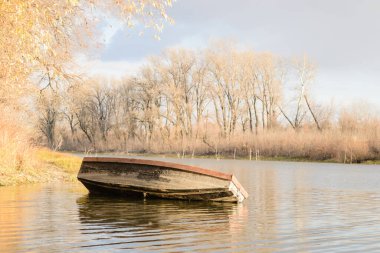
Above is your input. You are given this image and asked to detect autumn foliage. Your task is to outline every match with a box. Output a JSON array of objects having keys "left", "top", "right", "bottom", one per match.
[{"left": 0, "top": 0, "right": 173, "bottom": 183}]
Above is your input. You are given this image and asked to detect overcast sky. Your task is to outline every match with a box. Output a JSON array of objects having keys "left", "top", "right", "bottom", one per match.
[{"left": 86, "top": 0, "right": 380, "bottom": 107}]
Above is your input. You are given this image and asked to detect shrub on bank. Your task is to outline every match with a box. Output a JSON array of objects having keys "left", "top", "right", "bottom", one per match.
[{"left": 0, "top": 108, "right": 81, "bottom": 186}]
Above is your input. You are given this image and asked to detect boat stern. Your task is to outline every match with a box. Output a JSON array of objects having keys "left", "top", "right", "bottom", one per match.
[{"left": 230, "top": 175, "right": 249, "bottom": 203}]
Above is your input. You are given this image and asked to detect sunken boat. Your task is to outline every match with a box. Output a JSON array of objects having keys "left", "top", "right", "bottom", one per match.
[{"left": 77, "top": 157, "right": 248, "bottom": 203}]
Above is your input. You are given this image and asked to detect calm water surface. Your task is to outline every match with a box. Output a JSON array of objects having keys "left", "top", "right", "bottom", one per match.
[{"left": 1, "top": 158, "right": 380, "bottom": 252}]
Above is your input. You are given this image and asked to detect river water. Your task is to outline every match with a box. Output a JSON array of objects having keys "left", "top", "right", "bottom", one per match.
[{"left": 1, "top": 158, "right": 380, "bottom": 252}]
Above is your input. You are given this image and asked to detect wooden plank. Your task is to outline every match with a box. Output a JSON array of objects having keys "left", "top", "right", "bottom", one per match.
[
  {"left": 231, "top": 175, "right": 249, "bottom": 199},
  {"left": 79, "top": 178, "right": 237, "bottom": 202},
  {"left": 79, "top": 169, "right": 230, "bottom": 190},
  {"left": 83, "top": 157, "right": 233, "bottom": 181}
]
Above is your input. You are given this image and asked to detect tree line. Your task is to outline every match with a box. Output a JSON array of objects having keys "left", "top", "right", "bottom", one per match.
[{"left": 36, "top": 42, "right": 379, "bottom": 162}]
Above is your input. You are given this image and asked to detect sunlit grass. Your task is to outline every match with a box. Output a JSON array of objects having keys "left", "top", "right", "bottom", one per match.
[
  {"left": 0, "top": 146, "right": 82, "bottom": 186},
  {"left": 35, "top": 148, "right": 82, "bottom": 174}
]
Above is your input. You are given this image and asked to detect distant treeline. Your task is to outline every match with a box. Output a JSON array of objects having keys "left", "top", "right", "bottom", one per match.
[{"left": 36, "top": 43, "right": 380, "bottom": 163}]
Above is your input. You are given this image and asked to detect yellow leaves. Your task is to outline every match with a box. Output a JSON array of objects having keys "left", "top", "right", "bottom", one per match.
[
  {"left": 1, "top": 0, "right": 174, "bottom": 101},
  {"left": 68, "top": 0, "right": 79, "bottom": 6},
  {"left": 127, "top": 18, "right": 134, "bottom": 28},
  {"left": 154, "top": 23, "right": 163, "bottom": 32}
]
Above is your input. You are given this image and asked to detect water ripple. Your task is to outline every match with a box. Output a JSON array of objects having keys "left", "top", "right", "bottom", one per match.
[{"left": 1, "top": 161, "right": 380, "bottom": 252}]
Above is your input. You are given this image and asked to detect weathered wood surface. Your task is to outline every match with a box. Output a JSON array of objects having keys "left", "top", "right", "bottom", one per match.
[{"left": 77, "top": 157, "right": 248, "bottom": 202}]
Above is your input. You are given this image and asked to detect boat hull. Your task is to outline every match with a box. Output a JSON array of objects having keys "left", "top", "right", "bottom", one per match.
[{"left": 77, "top": 158, "right": 248, "bottom": 202}]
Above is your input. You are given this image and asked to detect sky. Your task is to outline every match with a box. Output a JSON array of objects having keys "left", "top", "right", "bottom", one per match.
[{"left": 84, "top": 0, "right": 380, "bottom": 107}]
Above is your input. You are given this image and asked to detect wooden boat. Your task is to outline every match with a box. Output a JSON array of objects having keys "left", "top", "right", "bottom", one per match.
[{"left": 77, "top": 157, "right": 248, "bottom": 203}]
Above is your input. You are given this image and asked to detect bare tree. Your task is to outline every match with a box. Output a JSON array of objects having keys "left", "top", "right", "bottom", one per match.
[
  {"left": 206, "top": 42, "right": 243, "bottom": 137},
  {"left": 37, "top": 90, "right": 61, "bottom": 149},
  {"left": 278, "top": 55, "right": 321, "bottom": 130},
  {"left": 160, "top": 49, "right": 196, "bottom": 138},
  {"left": 134, "top": 65, "right": 163, "bottom": 144}
]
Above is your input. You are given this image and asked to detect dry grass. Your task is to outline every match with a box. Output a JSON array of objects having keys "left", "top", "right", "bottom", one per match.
[
  {"left": 0, "top": 146, "right": 81, "bottom": 186},
  {"left": 35, "top": 148, "right": 82, "bottom": 175},
  {"left": 58, "top": 120, "right": 380, "bottom": 164},
  {"left": 0, "top": 107, "right": 36, "bottom": 185},
  {"left": 0, "top": 107, "right": 82, "bottom": 186},
  {"left": 126, "top": 127, "right": 380, "bottom": 163}
]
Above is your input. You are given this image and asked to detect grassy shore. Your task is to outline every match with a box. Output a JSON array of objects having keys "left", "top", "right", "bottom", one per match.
[
  {"left": 35, "top": 149, "right": 82, "bottom": 175},
  {"left": 0, "top": 148, "right": 82, "bottom": 186}
]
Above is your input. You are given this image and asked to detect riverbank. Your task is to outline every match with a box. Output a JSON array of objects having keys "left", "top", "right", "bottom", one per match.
[
  {"left": 69, "top": 150, "right": 380, "bottom": 165},
  {"left": 0, "top": 149, "right": 81, "bottom": 186},
  {"left": 62, "top": 128, "right": 380, "bottom": 165}
]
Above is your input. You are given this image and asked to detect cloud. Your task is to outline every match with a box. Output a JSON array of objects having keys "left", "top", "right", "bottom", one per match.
[
  {"left": 101, "top": 0, "right": 380, "bottom": 67},
  {"left": 78, "top": 58, "right": 145, "bottom": 78},
  {"left": 94, "top": 0, "right": 380, "bottom": 106}
]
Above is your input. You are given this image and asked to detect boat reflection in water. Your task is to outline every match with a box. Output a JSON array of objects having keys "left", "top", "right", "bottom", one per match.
[{"left": 76, "top": 194, "right": 248, "bottom": 251}]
